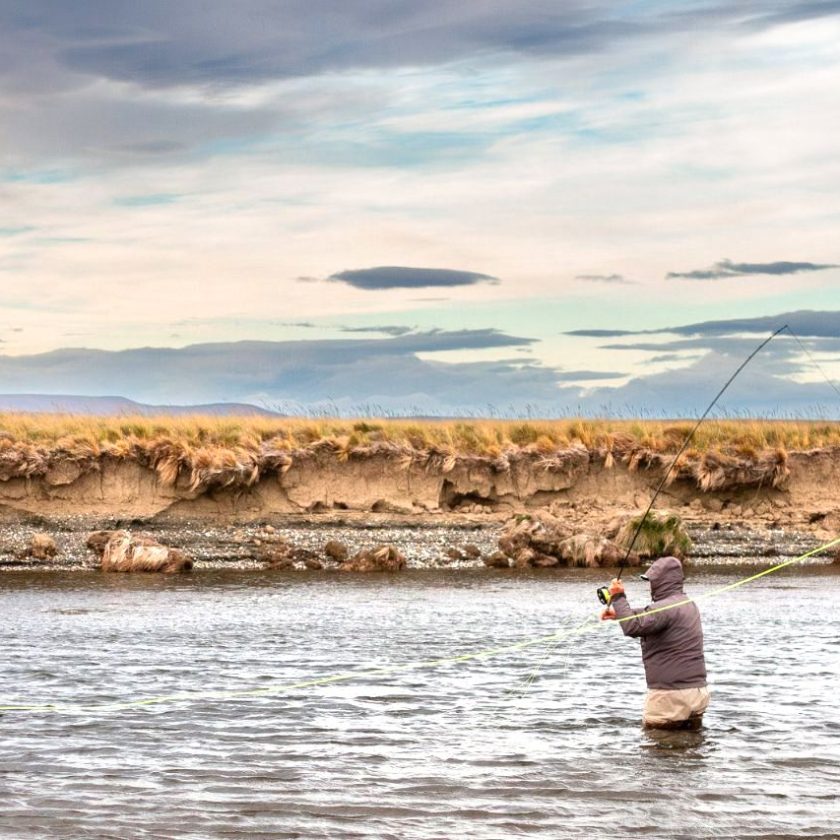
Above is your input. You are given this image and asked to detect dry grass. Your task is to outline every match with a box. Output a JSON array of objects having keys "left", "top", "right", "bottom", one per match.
[
  {"left": 1, "top": 414, "right": 839, "bottom": 453},
  {"left": 615, "top": 513, "right": 693, "bottom": 559},
  {"left": 0, "top": 414, "right": 837, "bottom": 491}
]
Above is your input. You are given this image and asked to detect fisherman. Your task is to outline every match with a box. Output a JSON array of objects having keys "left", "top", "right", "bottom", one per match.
[{"left": 601, "top": 555, "right": 709, "bottom": 729}]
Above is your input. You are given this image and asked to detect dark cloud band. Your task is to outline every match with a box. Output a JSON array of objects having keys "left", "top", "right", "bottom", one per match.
[
  {"left": 340, "top": 325, "right": 414, "bottom": 336},
  {"left": 664, "top": 310, "right": 840, "bottom": 338},
  {"left": 0, "top": 330, "right": 541, "bottom": 407},
  {"left": 6, "top": 1, "right": 838, "bottom": 94},
  {"left": 329, "top": 266, "right": 498, "bottom": 290},
  {"left": 568, "top": 310, "right": 840, "bottom": 340},
  {"left": 666, "top": 258, "right": 838, "bottom": 280}
]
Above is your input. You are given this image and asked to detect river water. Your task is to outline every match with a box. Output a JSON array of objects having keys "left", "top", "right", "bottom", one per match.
[{"left": 1, "top": 564, "right": 839, "bottom": 839}]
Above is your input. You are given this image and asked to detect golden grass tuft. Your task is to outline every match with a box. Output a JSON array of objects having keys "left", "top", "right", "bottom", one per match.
[
  {"left": 615, "top": 513, "right": 693, "bottom": 559},
  {"left": 0, "top": 414, "right": 837, "bottom": 454}
]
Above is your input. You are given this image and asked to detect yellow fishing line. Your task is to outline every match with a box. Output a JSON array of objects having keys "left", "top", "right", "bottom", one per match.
[
  {"left": 507, "top": 615, "right": 597, "bottom": 701},
  {"left": 2, "top": 535, "right": 838, "bottom": 715}
]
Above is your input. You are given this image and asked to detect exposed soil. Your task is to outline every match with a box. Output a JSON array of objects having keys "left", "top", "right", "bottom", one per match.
[
  {"left": 1, "top": 446, "right": 837, "bottom": 570},
  {"left": 0, "top": 447, "right": 838, "bottom": 523}
]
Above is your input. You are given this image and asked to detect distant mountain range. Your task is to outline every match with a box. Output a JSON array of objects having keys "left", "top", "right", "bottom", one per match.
[{"left": 0, "top": 394, "right": 280, "bottom": 416}]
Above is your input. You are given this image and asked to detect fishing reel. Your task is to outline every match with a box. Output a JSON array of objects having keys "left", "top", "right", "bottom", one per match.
[{"left": 597, "top": 574, "right": 627, "bottom": 605}]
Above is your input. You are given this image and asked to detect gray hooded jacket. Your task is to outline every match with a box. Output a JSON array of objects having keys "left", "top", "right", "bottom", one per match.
[{"left": 611, "top": 556, "right": 707, "bottom": 690}]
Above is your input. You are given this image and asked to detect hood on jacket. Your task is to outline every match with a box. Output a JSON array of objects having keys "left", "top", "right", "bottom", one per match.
[{"left": 641, "top": 555, "right": 684, "bottom": 600}]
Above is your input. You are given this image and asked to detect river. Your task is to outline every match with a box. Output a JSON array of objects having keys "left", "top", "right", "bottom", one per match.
[{"left": 1, "top": 563, "right": 838, "bottom": 838}]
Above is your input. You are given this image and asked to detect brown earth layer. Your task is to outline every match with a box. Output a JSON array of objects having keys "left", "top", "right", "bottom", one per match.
[{"left": 0, "top": 446, "right": 838, "bottom": 540}]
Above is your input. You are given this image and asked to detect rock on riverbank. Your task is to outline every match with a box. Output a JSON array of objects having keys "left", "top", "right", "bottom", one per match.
[{"left": 0, "top": 512, "right": 836, "bottom": 572}]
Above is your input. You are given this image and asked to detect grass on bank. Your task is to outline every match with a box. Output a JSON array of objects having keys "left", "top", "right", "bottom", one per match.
[
  {"left": 0, "top": 414, "right": 838, "bottom": 458},
  {"left": 615, "top": 512, "right": 693, "bottom": 559}
]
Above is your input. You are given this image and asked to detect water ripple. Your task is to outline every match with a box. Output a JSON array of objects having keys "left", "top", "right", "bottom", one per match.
[{"left": 1, "top": 567, "right": 838, "bottom": 838}]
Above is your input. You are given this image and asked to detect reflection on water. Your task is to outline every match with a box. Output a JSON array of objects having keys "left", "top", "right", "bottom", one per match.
[{"left": 1, "top": 566, "right": 839, "bottom": 838}]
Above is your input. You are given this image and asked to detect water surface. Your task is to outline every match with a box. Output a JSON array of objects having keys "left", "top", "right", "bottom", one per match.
[{"left": 1, "top": 566, "right": 838, "bottom": 838}]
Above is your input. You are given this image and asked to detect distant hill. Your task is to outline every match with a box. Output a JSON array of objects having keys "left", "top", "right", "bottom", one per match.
[{"left": 0, "top": 394, "right": 281, "bottom": 417}]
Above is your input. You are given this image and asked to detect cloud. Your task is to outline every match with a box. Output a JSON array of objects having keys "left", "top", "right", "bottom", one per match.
[
  {"left": 565, "top": 328, "right": 637, "bottom": 337},
  {"left": 574, "top": 273, "right": 634, "bottom": 284},
  {"left": 370, "top": 328, "right": 532, "bottom": 352},
  {"left": 0, "top": 84, "right": 278, "bottom": 164},
  {"left": 564, "top": 308, "right": 840, "bottom": 416},
  {"left": 579, "top": 349, "right": 839, "bottom": 418},
  {"left": 1, "top": 317, "right": 836, "bottom": 416},
  {"left": 0, "top": 330, "right": 554, "bottom": 410},
  {"left": 0, "top": 3, "right": 644, "bottom": 94},
  {"left": 750, "top": 0, "right": 840, "bottom": 27},
  {"left": 329, "top": 266, "right": 498, "bottom": 290},
  {"left": 569, "top": 310, "right": 840, "bottom": 340},
  {"left": 556, "top": 306, "right": 840, "bottom": 418},
  {"left": 648, "top": 352, "right": 700, "bottom": 364},
  {"left": 663, "top": 309, "right": 840, "bottom": 338},
  {"left": 4, "top": 1, "right": 837, "bottom": 96},
  {"left": 598, "top": 336, "right": 797, "bottom": 358},
  {"left": 553, "top": 370, "right": 626, "bottom": 381},
  {"left": 340, "top": 325, "right": 414, "bottom": 336},
  {"left": 666, "top": 258, "right": 838, "bottom": 280},
  {"left": 4, "top": 2, "right": 835, "bottom": 169},
  {"left": 2, "top": 0, "right": 840, "bottom": 411}
]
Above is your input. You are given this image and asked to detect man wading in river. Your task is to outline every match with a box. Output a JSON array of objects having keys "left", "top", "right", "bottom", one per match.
[{"left": 601, "top": 556, "right": 710, "bottom": 729}]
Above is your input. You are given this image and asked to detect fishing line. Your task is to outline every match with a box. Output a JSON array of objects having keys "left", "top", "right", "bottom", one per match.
[
  {"left": 617, "top": 325, "right": 789, "bottom": 578},
  {"left": 506, "top": 615, "right": 596, "bottom": 704},
  {"left": 783, "top": 325, "right": 840, "bottom": 402},
  {"left": 3, "top": 534, "right": 838, "bottom": 716}
]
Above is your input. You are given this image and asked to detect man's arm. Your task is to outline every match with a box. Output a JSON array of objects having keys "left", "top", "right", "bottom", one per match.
[{"left": 610, "top": 592, "right": 671, "bottom": 637}]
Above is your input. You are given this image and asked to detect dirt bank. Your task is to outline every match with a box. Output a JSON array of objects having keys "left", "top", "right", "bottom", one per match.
[{"left": 0, "top": 446, "right": 838, "bottom": 541}]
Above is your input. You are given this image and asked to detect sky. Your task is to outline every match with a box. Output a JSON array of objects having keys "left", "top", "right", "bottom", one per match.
[{"left": 1, "top": 1, "right": 839, "bottom": 416}]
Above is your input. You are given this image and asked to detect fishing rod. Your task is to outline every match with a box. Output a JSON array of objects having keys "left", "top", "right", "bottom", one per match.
[{"left": 596, "top": 324, "right": 788, "bottom": 606}]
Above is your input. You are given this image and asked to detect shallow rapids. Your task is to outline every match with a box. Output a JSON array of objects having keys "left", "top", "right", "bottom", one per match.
[{"left": 1, "top": 565, "right": 839, "bottom": 838}]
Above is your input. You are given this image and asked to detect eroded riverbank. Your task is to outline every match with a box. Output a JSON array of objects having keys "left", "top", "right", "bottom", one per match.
[{"left": 1, "top": 421, "right": 838, "bottom": 572}]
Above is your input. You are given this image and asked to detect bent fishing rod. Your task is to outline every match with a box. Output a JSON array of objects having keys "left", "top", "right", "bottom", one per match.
[{"left": 596, "top": 324, "right": 788, "bottom": 605}]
